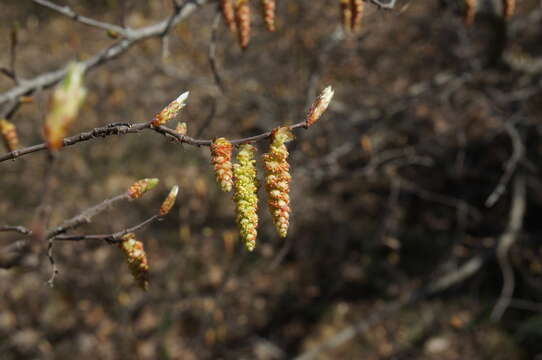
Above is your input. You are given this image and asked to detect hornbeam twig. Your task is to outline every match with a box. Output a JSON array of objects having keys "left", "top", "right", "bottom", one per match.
[
  {"left": 0, "top": 225, "right": 32, "bottom": 235},
  {"left": 0, "top": 117, "right": 311, "bottom": 163}
]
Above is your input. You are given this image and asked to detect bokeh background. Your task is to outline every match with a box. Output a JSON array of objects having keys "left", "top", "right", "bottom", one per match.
[{"left": 2, "top": 0, "right": 542, "bottom": 359}]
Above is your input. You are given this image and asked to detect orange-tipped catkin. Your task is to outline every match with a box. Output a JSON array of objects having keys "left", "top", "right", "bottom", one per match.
[
  {"left": 118, "top": 233, "right": 149, "bottom": 290},
  {"left": 160, "top": 185, "right": 179, "bottom": 216},
  {"left": 128, "top": 178, "right": 159, "bottom": 199},
  {"left": 151, "top": 91, "right": 189, "bottom": 127},
  {"left": 0, "top": 119, "right": 19, "bottom": 152},
  {"left": 263, "top": 127, "right": 294, "bottom": 238},
  {"left": 233, "top": 144, "right": 259, "bottom": 251},
  {"left": 221, "top": 0, "right": 237, "bottom": 33},
  {"left": 340, "top": 0, "right": 352, "bottom": 33},
  {"left": 464, "top": 0, "right": 477, "bottom": 25},
  {"left": 211, "top": 138, "right": 234, "bottom": 192},
  {"left": 261, "top": 0, "right": 276, "bottom": 32},
  {"left": 502, "top": 0, "right": 515, "bottom": 19},
  {"left": 306, "top": 86, "right": 335, "bottom": 127},
  {"left": 351, "top": 0, "right": 364, "bottom": 32},
  {"left": 235, "top": 0, "right": 251, "bottom": 49}
]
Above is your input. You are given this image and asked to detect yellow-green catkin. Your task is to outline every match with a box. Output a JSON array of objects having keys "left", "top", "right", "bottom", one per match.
[
  {"left": 233, "top": 144, "right": 259, "bottom": 251},
  {"left": 262, "top": 127, "right": 294, "bottom": 238}
]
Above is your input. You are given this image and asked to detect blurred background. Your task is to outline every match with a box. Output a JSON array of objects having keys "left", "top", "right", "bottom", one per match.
[{"left": 1, "top": 0, "right": 542, "bottom": 359}]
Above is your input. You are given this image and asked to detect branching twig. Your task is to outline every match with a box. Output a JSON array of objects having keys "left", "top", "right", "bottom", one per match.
[
  {"left": 0, "top": 0, "right": 209, "bottom": 108},
  {"left": 0, "top": 117, "right": 310, "bottom": 163},
  {"left": 54, "top": 215, "right": 160, "bottom": 243},
  {"left": 33, "top": 0, "right": 130, "bottom": 37}
]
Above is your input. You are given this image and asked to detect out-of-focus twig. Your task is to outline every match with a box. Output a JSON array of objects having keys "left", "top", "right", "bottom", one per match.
[
  {"left": 208, "top": 11, "right": 226, "bottom": 92},
  {"left": 0, "top": 0, "right": 209, "bottom": 108},
  {"left": 491, "top": 175, "right": 526, "bottom": 321}
]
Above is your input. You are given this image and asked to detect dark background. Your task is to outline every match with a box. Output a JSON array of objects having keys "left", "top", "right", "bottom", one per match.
[{"left": 1, "top": 0, "right": 542, "bottom": 359}]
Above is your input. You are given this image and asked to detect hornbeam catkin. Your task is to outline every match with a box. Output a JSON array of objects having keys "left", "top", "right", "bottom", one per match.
[
  {"left": 0, "top": 119, "right": 19, "bottom": 152},
  {"left": 306, "top": 86, "right": 335, "bottom": 127},
  {"left": 464, "top": 0, "right": 477, "bottom": 25},
  {"left": 211, "top": 138, "right": 234, "bottom": 192},
  {"left": 261, "top": 0, "right": 276, "bottom": 32},
  {"left": 351, "top": 0, "right": 364, "bottom": 32},
  {"left": 151, "top": 91, "right": 189, "bottom": 127},
  {"left": 340, "top": 0, "right": 352, "bottom": 33},
  {"left": 119, "top": 233, "right": 149, "bottom": 290},
  {"left": 233, "top": 144, "right": 259, "bottom": 251},
  {"left": 159, "top": 185, "right": 179, "bottom": 216},
  {"left": 502, "top": 0, "right": 515, "bottom": 19},
  {"left": 235, "top": 0, "right": 251, "bottom": 49},
  {"left": 263, "top": 127, "right": 293, "bottom": 238},
  {"left": 221, "top": 0, "right": 237, "bottom": 33}
]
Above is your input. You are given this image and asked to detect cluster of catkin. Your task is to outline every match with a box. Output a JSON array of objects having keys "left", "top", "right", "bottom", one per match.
[
  {"left": 340, "top": 0, "right": 365, "bottom": 33},
  {"left": 209, "top": 86, "right": 334, "bottom": 251},
  {"left": 463, "top": 0, "right": 515, "bottom": 25},
  {"left": 220, "top": 0, "right": 276, "bottom": 49}
]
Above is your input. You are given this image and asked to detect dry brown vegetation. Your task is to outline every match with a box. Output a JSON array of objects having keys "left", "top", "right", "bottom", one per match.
[{"left": 2, "top": 0, "right": 542, "bottom": 359}]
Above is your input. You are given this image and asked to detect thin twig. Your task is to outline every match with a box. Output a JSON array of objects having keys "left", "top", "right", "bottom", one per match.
[
  {"left": 0, "top": 226, "right": 32, "bottom": 235},
  {"left": 0, "top": 0, "right": 209, "bottom": 107},
  {"left": 33, "top": 0, "right": 130, "bottom": 37},
  {"left": 0, "top": 115, "right": 311, "bottom": 163},
  {"left": 485, "top": 122, "right": 524, "bottom": 207},
  {"left": 491, "top": 175, "right": 526, "bottom": 321},
  {"left": 208, "top": 11, "right": 226, "bottom": 92},
  {"left": 54, "top": 215, "right": 160, "bottom": 243}
]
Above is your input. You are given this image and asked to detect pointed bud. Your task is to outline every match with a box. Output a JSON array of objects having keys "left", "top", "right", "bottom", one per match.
[
  {"left": 263, "top": 127, "right": 293, "bottom": 238},
  {"left": 176, "top": 122, "right": 188, "bottom": 136},
  {"left": 0, "top": 119, "right": 19, "bottom": 152},
  {"left": 306, "top": 86, "right": 334, "bottom": 127},
  {"left": 160, "top": 185, "right": 179, "bottom": 216},
  {"left": 118, "top": 233, "right": 149, "bottom": 290},
  {"left": 235, "top": 0, "right": 251, "bottom": 49},
  {"left": 128, "top": 178, "right": 159, "bottom": 199},
  {"left": 261, "top": 0, "right": 276, "bottom": 32},
  {"left": 233, "top": 144, "right": 259, "bottom": 251},
  {"left": 44, "top": 62, "right": 87, "bottom": 151},
  {"left": 221, "top": 0, "right": 237, "bottom": 33},
  {"left": 211, "top": 138, "right": 234, "bottom": 192},
  {"left": 151, "top": 91, "right": 189, "bottom": 127}
]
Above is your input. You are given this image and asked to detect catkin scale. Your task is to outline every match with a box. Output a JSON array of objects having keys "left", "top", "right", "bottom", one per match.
[
  {"left": 235, "top": 0, "right": 251, "bottom": 49},
  {"left": 263, "top": 127, "right": 293, "bottom": 238},
  {"left": 211, "top": 138, "right": 234, "bottom": 192},
  {"left": 220, "top": 0, "right": 237, "bottom": 32},
  {"left": 261, "top": 0, "right": 276, "bottom": 32},
  {"left": 233, "top": 144, "right": 259, "bottom": 251}
]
